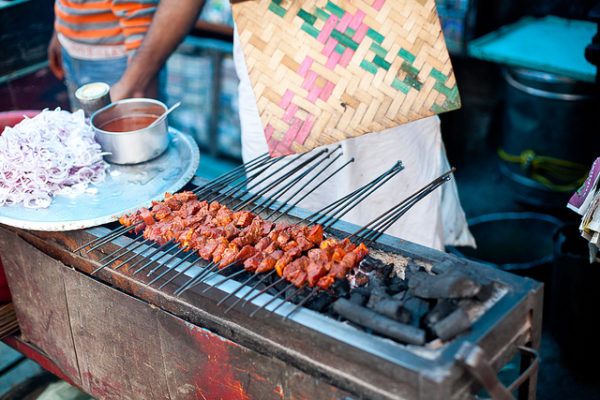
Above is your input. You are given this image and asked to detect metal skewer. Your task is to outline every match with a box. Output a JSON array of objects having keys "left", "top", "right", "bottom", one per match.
[
  {"left": 249, "top": 281, "right": 295, "bottom": 317},
  {"left": 192, "top": 261, "right": 242, "bottom": 288},
  {"left": 250, "top": 147, "right": 341, "bottom": 214},
  {"left": 283, "top": 287, "right": 319, "bottom": 320},
  {"left": 269, "top": 284, "right": 307, "bottom": 315},
  {"left": 157, "top": 258, "right": 204, "bottom": 290},
  {"left": 172, "top": 260, "right": 218, "bottom": 296},
  {"left": 147, "top": 251, "right": 198, "bottom": 286},
  {"left": 202, "top": 268, "right": 246, "bottom": 293},
  {"left": 130, "top": 243, "right": 181, "bottom": 275},
  {"left": 91, "top": 237, "right": 157, "bottom": 274},
  {"left": 212, "top": 154, "right": 303, "bottom": 205},
  {"left": 192, "top": 152, "right": 271, "bottom": 198},
  {"left": 84, "top": 224, "right": 139, "bottom": 253},
  {"left": 217, "top": 273, "right": 258, "bottom": 306},
  {"left": 97, "top": 236, "right": 149, "bottom": 264},
  {"left": 223, "top": 271, "right": 277, "bottom": 313},
  {"left": 146, "top": 246, "right": 188, "bottom": 276},
  {"left": 267, "top": 155, "right": 352, "bottom": 221},
  {"left": 232, "top": 150, "right": 329, "bottom": 211}
]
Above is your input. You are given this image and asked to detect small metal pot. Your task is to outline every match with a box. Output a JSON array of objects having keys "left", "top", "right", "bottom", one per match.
[{"left": 91, "top": 98, "right": 169, "bottom": 164}]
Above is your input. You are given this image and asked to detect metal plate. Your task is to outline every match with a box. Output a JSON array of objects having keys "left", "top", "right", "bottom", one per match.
[{"left": 0, "top": 127, "right": 199, "bottom": 231}]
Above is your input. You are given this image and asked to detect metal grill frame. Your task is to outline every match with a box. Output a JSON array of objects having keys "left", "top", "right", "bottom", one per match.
[{"left": 73, "top": 175, "right": 543, "bottom": 399}]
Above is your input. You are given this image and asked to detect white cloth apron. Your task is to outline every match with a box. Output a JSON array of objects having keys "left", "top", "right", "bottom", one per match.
[{"left": 233, "top": 28, "right": 475, "bottom": 251}]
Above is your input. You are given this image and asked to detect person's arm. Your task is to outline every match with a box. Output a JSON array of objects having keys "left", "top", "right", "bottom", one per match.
[
  {"left": 48, "top": 30, "right": 64, "bottom": 80},
  {"left": 110, "top": 0, "right": 206, "bottom": 101}
]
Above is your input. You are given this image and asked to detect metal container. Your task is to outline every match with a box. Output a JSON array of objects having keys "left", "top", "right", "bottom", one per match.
[
  {"left": 75, "top": 82, "right": 111, "bottom": 117},
  {"left": 91, "top": 98, "right": 169, "bottom": 164},
  {"left": 500, "top": 67, "right": 598, "bottom": 207},
  {"left": 448, "top": 211, "right": 562, "bottom": 272}
]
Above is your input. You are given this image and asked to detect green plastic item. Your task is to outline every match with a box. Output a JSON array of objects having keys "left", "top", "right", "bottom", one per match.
[{"left": 468, "top": 16, "right": 596, "bottom": 82}]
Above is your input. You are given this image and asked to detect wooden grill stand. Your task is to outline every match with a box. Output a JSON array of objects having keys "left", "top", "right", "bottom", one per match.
[{"left": 0, "top": 213, "right": 542, "bottom": 399}]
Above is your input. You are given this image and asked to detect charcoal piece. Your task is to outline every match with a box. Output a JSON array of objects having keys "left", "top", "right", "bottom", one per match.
[
  {"left": 306, "top": 292, "right": 333, "bottom": 312},
  {"left": 366, "top": 286, "right": 389, "bottom": 309},
  {"left": 405, "top": 269, "right": 430, "bottom": 288},
  {"left": 392, "top": 290, "right": 406, "bottom": 301},
  {"left": 349, "top": 291, "right": 367, "bottom": 306},
  {"left": 402, "top": 296, "right": 430, "bottom": 326},
  {"left": 359, "top": 255, "right": 386, "bottom": 272},
  {"left": 352, "top": 272, "right": 370, "bottom": 287},
  {"left": 430, "top": 256, "right": 467, "bottom": 274},
  {"left": 388, "top": 276, "right": 409, "bottom": 294},
  {"left": 380, "top": 263, "right": 394, "bottom": 279},
  {"left": 332, "top": 278, "right": 350, "bottom": 297},
  {"left": 373, "top": 299, "right": 411, "bottom": 324},
  {"left": 424, "top": 300, "right": 458, "bottom": 327},
  {"left": 475, "top": 281, "right": 496, "bottom": 303},
  {"left": 352, "top": 286, "right": 371, "bottom": 297},
  {"left": 332, "top": 298, "right": 426, "bottom": 345},
  {"left": 369, "top": 275, "right": 386, "bottom": 289},
  {"left": 406, "top": 262, "right": 423, "bottom": 274},
  {"left": 409, "top": 269, "right": 481, "bottom": 299},
  {"left": 432, "top": 308, "right": 471, "bottom": 341},
  {"left": 285, "top": 286, "right": 307, "bottom": 303}
]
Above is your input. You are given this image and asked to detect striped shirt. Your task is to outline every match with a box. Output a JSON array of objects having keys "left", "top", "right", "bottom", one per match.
[{"left": 55, "top": 0, "right": 158, "bottom": 59}]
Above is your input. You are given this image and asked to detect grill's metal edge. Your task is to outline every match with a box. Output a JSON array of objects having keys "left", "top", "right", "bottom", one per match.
[{"left": 84, "top": 195, "right": 542, "bottom": 387}]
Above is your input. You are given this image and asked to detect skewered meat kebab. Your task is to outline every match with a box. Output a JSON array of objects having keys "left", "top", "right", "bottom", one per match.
[
  {"left": 120, "top": 192, "right": 317, "bottom": 267},
  {"left": 119, "top": 191, "right": 199, "bottom": 234},
  {"left": 245, "top": 237, "right": 369, "bottom": 290},
  {"left": 118, "top": 191, "right": 369, "bottom": 290},
  {"left": 120, "top": 193, "right": 295, "bottom": 273}
]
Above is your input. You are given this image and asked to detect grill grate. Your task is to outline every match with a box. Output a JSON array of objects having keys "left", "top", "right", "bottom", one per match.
[{"left": 74, "top": 150, "right": 453, "bottom": 319}]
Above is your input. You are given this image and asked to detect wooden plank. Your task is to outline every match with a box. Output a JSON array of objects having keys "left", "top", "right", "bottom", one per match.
[
  {"left": 0, "top": 228, "right": 81, "bottom": 385},
  {"left": 14, "top": 227, "right": 420, "bottom": 399},
  {"left": 156, "top": 311, "right": 356, "bottom": 400},
  {"left": 62, "top": 258, "right": 356, "bottom": 399},
  {"left": 1, "top": 226, "right": 356, "bottom": 399},
  {"left": 62, "top": 267, "right": 171, "bottom": 400},
  {"left": 0, "top": 224, "right": 543, "bottom": 400}
]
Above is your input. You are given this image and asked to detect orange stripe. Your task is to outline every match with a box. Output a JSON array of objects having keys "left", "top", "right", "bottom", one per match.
[
  {"left": 57, "top": 0, "right": 113, "bottom": 10},
  {"left": 119, "top": 15, "right": 153, "bottom": 27},
  {"left": 125, "top": 38, "right": 144, "bottom": 50},
  {"left": 122, "top": 26, "right": 149, "bottom": 35},
  {"left": 56, "top": 24, "right": 123, "bottom": 40},
  {"left": 55, "top": 7, "right": 118, "bottom": 24},
  {"left": 112, "top": 3, "right": 154, "bottom": 13}
]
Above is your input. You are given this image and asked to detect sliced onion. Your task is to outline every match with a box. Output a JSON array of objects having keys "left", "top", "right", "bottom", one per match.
[{"left": 0, "top": 108, "right": 109, "bottom": 209}]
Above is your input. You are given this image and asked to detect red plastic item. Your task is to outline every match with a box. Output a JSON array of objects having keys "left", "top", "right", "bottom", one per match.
[
  {"left": 0, "top": 110, "right": 41, "bottom": 302},
  {"left": 0, "top": 110, "right": 40, "bottom": 133}
]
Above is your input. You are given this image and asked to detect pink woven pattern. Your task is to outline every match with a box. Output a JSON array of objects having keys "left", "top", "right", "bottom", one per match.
[{"left": 233, "top": 0, "right": 460, "bottom": 156}]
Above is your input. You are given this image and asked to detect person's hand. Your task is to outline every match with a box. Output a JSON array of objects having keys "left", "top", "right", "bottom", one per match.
[
  {"left": 109, "top": 78, "right": 142, "bottom": 102},
  {"left": 110, "top": 72, "right": 160, "bottom": 102},
  {"left": 48, "top": 31, "right": 64, "bottom": 80}
]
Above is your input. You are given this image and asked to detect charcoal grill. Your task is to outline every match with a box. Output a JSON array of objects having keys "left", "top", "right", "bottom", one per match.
[
  {"left": 78, "top": 148, "right": 451, "bottom": 318},
  {"left": 0, "top": 149, "right": 543, "bottom": 400}
]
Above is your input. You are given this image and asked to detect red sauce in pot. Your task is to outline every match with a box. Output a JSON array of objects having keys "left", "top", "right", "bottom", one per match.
[{"left": 99, "top": 115, "right": 158, "bottom": 132}]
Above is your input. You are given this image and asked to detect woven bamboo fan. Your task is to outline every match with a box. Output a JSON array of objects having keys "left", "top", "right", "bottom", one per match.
[{"left": 231, "top": 0, "right": 461, "bottom": 156}]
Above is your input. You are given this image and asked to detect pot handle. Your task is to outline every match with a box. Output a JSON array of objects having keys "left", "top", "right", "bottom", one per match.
[{"left": 455, "top": 342, "right": 539, "bottom": 400}]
